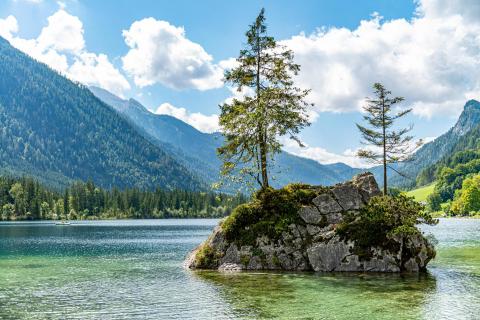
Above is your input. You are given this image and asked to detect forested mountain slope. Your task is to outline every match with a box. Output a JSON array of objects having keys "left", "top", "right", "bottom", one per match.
[{"left": 0, "top": 36, "right": 201, "bottom": 190}]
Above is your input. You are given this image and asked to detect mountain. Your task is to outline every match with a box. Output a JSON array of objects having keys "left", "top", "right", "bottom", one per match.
[
  {"left": 90, "top": 86, "right": 362, "bottom": 188},
  {"left": 0, "top": 36, "right": 201, "bottom": 190},
  {"left": 383, "top": 99, "right": 480, "bottom": 188}
]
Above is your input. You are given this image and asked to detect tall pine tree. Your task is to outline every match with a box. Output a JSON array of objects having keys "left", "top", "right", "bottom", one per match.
[
  {"left": 356, "top": 83, "right": 422, "bottom": 194},
  {"left": 218, "top": 8, "right": 311, "bottom": 189}
]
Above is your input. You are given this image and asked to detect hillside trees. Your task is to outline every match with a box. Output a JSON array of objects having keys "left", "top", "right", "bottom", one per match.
[
  {"left": 450, "top": 174, "right": 480, "bottom": 216},
  {"left": 0, "top": 176, "right": 247, "bottom": 220}
]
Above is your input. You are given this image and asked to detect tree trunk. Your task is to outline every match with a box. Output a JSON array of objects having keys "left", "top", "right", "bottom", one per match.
[
  {"left": 382, "top": 98, "right": 387, "bottom": 195},
  {"left": 256, "top": 26, "right": 269, "bottom": 189},
  {"left": 260, "top": 138, "right": 269, "bottom": 188}
]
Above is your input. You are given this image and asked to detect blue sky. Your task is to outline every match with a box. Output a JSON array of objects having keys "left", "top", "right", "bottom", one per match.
[{"left": 1, "top": 0, "right": 478, "bottom": 167}]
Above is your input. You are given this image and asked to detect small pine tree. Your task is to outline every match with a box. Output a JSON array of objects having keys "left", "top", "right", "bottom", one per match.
[
  {"left": 218, "top": 8, "right": 311, "bottom": 189},
  {"left": 356, "top": 83, "right": 422, "bottom": 194}
]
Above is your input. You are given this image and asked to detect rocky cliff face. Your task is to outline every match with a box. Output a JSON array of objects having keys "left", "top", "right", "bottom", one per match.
[{"left": 185, "top": 173, "right": 435, "bottom": 272}]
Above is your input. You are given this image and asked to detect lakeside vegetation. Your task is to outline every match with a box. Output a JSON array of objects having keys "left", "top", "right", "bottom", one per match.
[
  {"left": 406, "top": 149, "right": 480, "bottom": 217},
  {"left": 0, "top": 176, "right": 247, "bottom": 221}
]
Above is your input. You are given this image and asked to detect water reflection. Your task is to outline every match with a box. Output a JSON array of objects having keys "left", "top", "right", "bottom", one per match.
[{"left": 193, "top": 271, "right": 437, "bottom": 319}]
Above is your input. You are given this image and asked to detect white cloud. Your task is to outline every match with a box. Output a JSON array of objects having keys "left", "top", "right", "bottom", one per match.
[
  {"left": 280, "top": 0, "right": 480, "bottom": 118},
  {"left": 0, "top": 9, "right": 130, "bottom": 96},
  {"left": 36, "top": 8, "right": 85, "bottom": 53},
  {"left": 69, "top": 53, "right": 131, "bottom": 96},
  {"left": 154, "top": 102, "right": 220, "bottom": 133},
  {"left": 122, "top": 18, "right": 223, "bottom": 90},
  {"left": 417, "top": 0, "right": 480, "bottom": 22},
  {"left": 0, "top": 15, "right": 18, "bottom": 40}
]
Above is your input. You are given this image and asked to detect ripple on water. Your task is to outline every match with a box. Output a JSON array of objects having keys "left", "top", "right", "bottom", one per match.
[{"left": 0, "top": 218, "right": 479, "bottom": 319}]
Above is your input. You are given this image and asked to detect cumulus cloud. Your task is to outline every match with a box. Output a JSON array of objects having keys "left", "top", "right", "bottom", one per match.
[
  {"left": 280, "top": 0, "right": 480, "bottom": 118},
  {"left": 0, "top": 15, "right": 18, "bottom": 40},
  {"left": 122, "top": 18, "right": 223, "bottom": 90},
  {"left": 36, "top": 8, "right": 85, "bottom": 53},
  {"left": 154, "top": 102, "right": 220, "bottom": 133},
  {"left": 0, "top": 9, "right": 130, "bottom": 96}
]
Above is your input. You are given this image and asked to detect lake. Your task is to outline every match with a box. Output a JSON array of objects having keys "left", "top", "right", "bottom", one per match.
[{"left": 0, "top": 219, "right": 479, "bottom": 319}]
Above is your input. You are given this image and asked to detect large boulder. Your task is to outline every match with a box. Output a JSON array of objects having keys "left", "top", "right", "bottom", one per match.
[{"left": 185, "top": 172, "right": 435, "bottom": 273}]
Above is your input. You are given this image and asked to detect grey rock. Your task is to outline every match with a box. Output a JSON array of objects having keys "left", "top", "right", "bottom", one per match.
[
  {"left": 403, "top": 258, "right": 419, "bottom": 272},
  {"left": 313, "top": 193, "right": 343, "bottom": 213},
  {"left": 247, "top": 256, "right": 263, "bottom": 270},
  {"left": 220, "top": 243, "right": 240, "bottom": 265},
  {"left": 298, "top": 206, "right": 322, "bottom": 224},
  {"left": 325, "top": 212, "right": 343, "bottom": 225},
  {"left": 306, "top": 224, "right": 322, "bottom": 236},
  {"left": 351, "top": 172, "right": 382, "bottom": 201},
  {"left": 210, "top": 226, "right": 227, "bottom": 252},
  {"left": 332, "top": 184, "right": 364, "bottom": 211},
  {"left": 219, "top": 263, "right": 243, "bottom": 271},
  {"left": 265, "top": 254, "right": 280, "bottom": 269},
  {"left": 307, "top": 237, "right": 352, "bottom": 271},
  {"left": 363, "top": 256, "right": 400, "bottom": 272},
  {"left": 292, "top": 251, "right": 309, "bottom": 271},
  {"left": 278, "top": 253, "right": 294, "bottom": 270}
]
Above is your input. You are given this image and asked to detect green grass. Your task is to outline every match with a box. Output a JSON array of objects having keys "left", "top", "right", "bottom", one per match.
[{"left": 406, "top": 184, "right": 435, "bottom": 202}]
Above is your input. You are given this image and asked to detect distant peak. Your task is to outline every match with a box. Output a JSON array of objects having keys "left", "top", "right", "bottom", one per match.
[
  {"left": 452, "top": 99, "right": 480, "bottom": 136},
  {"left": 464, "top": 99, "right": 480, "bottom": 111}
]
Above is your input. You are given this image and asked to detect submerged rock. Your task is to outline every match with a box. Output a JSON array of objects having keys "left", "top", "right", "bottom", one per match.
[{"left": 186, "top": 172, "right": 435, "bottom": 273}]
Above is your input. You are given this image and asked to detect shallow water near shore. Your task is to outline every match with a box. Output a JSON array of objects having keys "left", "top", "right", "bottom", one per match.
[{"left": 0, "top": 218, "right": 478, "bottom": 319}]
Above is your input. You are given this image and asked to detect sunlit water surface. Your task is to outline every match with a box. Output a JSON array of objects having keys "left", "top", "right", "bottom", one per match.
[{"left": 0, "top": 218, "right": 479, "bottom": 319}]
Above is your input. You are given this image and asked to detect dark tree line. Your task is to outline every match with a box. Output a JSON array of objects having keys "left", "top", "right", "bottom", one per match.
[{"left": 0, "top": 176, "right": 247, "bottom": 220}]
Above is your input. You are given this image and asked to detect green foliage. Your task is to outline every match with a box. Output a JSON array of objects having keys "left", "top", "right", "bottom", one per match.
[
  {"left": 0, "top": 175, "right": 247, "bottom": 220},
  {"left": 218, "top": 9, "right": 311, "bottom": 189},
  {"left": 387, "top": 187, "right": 402, "bottom": 197},
  {"left": 356, "top": 83, "right": 421, "bottom": 194},
  {"left": 426, "top": 192, "right": 442, "bottom": 212},
  {"left": 0, "top": 37, "right": 201, "bottom": 190},
  {"left": 221, "top": 184, "right": 319, "bottom": 245},
  {"left": 337, "top": 195, "right": 437, "bottom": 255},
  {"left": 435, "top": 158, "right": 480, "bottom": 202},
  {"left": 450, "top": 174, "right": 480, "bottom": 216},
  {"left": 417, "top": 149, "right": 480, "bottom": 187},
  {"left": 194, "top": 244, "right": 222, "bottom": 268}
]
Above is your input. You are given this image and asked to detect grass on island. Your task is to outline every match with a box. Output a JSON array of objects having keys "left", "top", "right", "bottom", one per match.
[{"left": 406, "top": 184, "right": 435, "bottom": 202}]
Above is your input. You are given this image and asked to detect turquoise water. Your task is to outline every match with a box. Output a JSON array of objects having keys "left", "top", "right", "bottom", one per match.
[{"left": 0, "top": 219, "right": 479, "bottom": 319}]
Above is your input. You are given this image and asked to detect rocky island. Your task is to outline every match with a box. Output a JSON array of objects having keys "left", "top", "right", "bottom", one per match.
[{"left": 185, "top": 173, "right": 436, "bottom": 272}]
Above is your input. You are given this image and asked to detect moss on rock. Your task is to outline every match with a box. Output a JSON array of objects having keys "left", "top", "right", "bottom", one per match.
[{"left": 221, "top": 183, "right": 325, "bottom": 246}]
